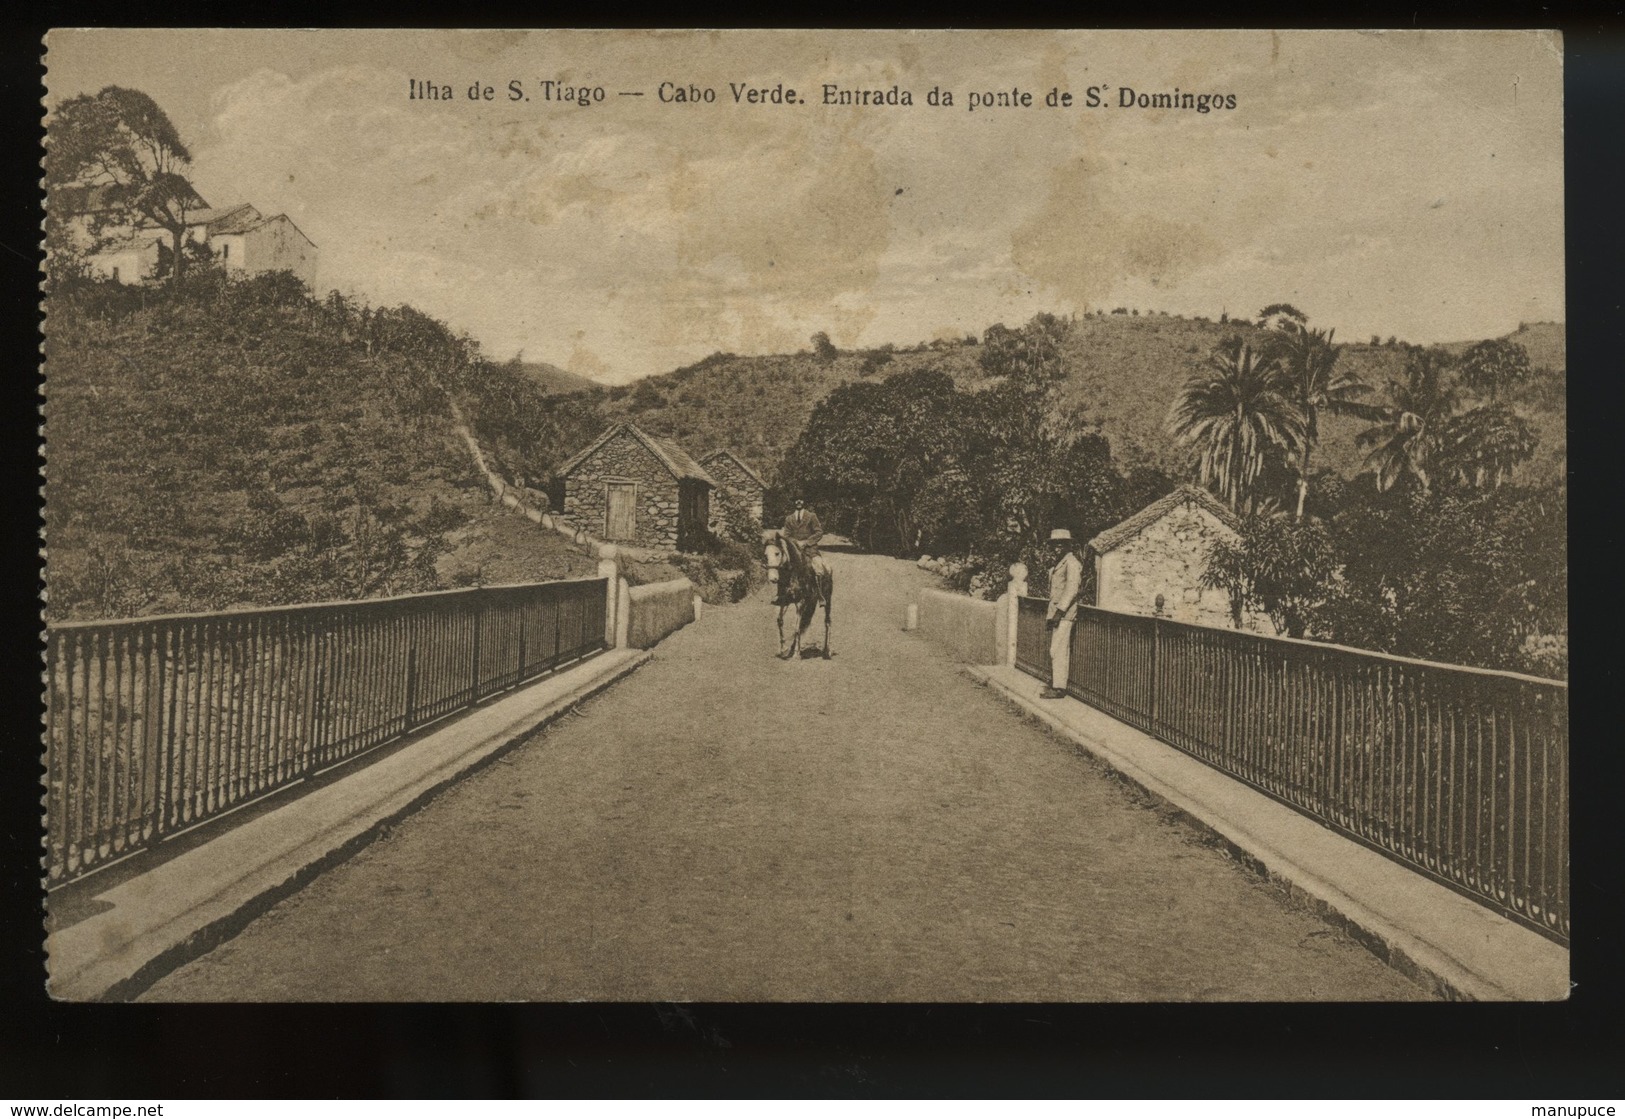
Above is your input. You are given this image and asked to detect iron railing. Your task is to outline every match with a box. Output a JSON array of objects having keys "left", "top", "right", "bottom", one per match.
[
  {"left": 1015, "top": 597, "right": 1569, "bottom": 943},
  {"left": 44, "top": 578, "right": 608, "bottom": 886}
]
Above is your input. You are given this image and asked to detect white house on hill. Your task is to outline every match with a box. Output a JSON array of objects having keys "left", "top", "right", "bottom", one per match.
[
  {"left": 54, "top": 186, "right": 318, "bottom": 288},
  {"left": 191, "top": 204, "right": 319, "bottom": 288}
]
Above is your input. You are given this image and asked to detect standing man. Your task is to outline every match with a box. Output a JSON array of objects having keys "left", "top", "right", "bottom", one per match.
[
  {"left": 782, "top": 496, "right": 824, "bottom": 560},
  {"left": 1042, "top": 528, "right": 1085, "bottom": 699}
]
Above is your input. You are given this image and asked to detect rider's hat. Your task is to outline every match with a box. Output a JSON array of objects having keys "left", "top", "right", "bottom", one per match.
[{"left": 1048, "top": 528, "right": 1072, "bottom": 542}]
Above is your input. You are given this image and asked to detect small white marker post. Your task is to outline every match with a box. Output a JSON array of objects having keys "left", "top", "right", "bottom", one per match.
[
  {"left": 1005, "top": 562, "right": 1028, "bottom": 667},
  {"left": 597, "top": 544, "right": 619, "bottom": 647}
]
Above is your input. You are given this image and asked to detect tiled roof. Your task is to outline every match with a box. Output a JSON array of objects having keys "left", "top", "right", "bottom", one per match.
[
  {"left": 1086, "top": 485, "right": 1242, "bottom": 554},
  {"left": 557, "top": 422, "right": 716, "bottom": 485},
  {"left": 700, "top": 449, "right": 766, "bottom": 490},
  {"left": 195, "top": 204, "right": 263, "bottom": 234}
]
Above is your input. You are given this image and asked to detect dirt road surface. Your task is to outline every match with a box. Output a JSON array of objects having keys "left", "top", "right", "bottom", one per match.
[{"left": 145, "top": 551, "right": 1431, "bottom": 1001}]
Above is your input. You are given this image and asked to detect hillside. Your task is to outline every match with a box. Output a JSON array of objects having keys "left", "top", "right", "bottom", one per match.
[
  {"left": 596, "top": 344, "right": 984, "bottom": 484},
  {"left": 44, "top": 279, "right": 603, "bottom": 622},
  {"left": 516, "top": 360, "right": 603, "bottom": 396},
  {"left": 601, "top": 315, "right": 1565, "bottom": 491},
  {"left": 47, "top": 281, "right": 1561, "bottom": 626}
]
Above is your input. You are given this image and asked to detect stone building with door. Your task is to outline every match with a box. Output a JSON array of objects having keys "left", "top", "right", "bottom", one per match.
[
  {"left": 1086, "top": 485, "right": 1274, "bottom": 633},
  {"left": 556, "top": 422, "right": 716, "bottom": 551},
  {"left": 699, "top": 449, "right": 766, "bottom": 534}
]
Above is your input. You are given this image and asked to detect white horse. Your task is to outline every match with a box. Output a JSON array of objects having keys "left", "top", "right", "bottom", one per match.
[{"left": 763, "top": 532, "right": 833, "bottom": 659}]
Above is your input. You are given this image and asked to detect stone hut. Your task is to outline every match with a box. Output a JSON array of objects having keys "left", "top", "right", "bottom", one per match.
[
  {"left": 699, "top": 450, "right": 766, "bottom": 533},
  {"left": 1086, "top": 485, "right": 1274, "bottom": 633},
  {"left": 556, "top": 422, "right": 716, "bottom": 551}
]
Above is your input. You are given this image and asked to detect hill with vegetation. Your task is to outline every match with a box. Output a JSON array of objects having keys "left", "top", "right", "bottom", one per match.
[
  {"left": 590, "top": 314, "right": 1564, "bottom": 494},
  {"left": 595, "top": 343, "right": 984, "bottom": 485},
  {"left": 44, "top": 274, "right": 608, "bottom": 622},
  {"left": 516, "top": 359, "right": 602, "bottom": 396}
]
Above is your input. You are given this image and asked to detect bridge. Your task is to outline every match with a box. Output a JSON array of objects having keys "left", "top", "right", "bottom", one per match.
[{"left": 43, "top": 548, "right": 1567, "bottom": 1001}]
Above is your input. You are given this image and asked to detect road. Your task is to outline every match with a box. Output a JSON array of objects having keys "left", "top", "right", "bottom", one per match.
[{"left": 145, "top": 551, "right": 1430, "bottom": 1001}]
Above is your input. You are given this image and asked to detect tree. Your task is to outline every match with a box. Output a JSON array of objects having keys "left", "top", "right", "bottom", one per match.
[
  {"left": 1202, "top": 513, "right": 1339, "bottom": 637},
  {"left": 780, "top": 368, "right": 963, "bottom": 552},
  {"left": 1266, "top": 318, "right": 1378, "bottom": 519},
  {"left": 811, "top": 331, "right": 838, "bottom": 363},
  {"left": 1167, "top": 335, "right": 1305, "bottom": 513},
  {"left": 1433, "top": 404, "right": 1538, "bottom": 490},
  {"left": 1324, "top": 481, "right": 1566, "bottom": 673},
  {"left": 1257, "top": 303, "right": 1307, "bottom": 329},
  {"left": 978, "top": 311, "right": 1069, "bottom": 387},
  {"left": 1457, "top": 338, "right": 1532, "bottom": 404},
  {"left": 1355, "top": 346, "right": 1456, "bottom": 493},
  {"left": 46, "top": 87, "right": 205, "bottom": 295}
]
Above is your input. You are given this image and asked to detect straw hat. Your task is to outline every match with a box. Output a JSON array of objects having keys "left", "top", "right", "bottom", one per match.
[{"left": 1048, "top": 528, "right": 1072, "bottom": 542}]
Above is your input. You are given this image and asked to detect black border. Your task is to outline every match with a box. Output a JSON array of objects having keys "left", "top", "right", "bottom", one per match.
[{"left": 4, "top": 11, "right": 1621, "bottom": 1098}]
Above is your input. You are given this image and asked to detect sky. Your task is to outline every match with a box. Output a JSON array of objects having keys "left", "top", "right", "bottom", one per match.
[{"left": 44, "top": 29, "right": 1564, "bottom": 384}]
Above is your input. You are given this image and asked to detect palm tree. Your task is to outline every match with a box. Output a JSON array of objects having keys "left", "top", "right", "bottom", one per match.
[
  {"left": 1268, "top": 321, "right": 1378, "bottom": 519},
  {"left": 1167, "top": 336, "right": 1306, "bottom": 513},
  {"left": 1356, "top": 346, "right": 1457, "bottom": 493}
]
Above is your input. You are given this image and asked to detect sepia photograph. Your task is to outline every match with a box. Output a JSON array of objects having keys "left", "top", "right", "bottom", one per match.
[{"left": 39, "top": 28, "right": 1567, "bottom": 1004}]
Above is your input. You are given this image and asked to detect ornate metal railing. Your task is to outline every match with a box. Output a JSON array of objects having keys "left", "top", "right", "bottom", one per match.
[
  {"left": 1015, "top": 598, "right": 1569, "bottom": 943},
  {"left": 44, "top": 579, "right": 608, "bottom": 886}
]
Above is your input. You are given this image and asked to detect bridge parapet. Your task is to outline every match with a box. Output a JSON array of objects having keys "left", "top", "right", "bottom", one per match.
[
  {"left": 1013, "top": 597, "right": 1570, "bottom": 944},
  {"left": 915, "top": 588, "right": 999, "bottom": 665},
  {"left": 43, "top": 577, "right": 610, "bottom": 887},
  {"left": 626, "top": 577, "right": 698, "bottom": 649}
]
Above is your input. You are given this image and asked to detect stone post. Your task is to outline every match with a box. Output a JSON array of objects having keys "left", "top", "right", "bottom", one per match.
[
  {"left": 903, "top": 602, "right": 919, "bottom": 631},
  {"left": 597, "top": 545, "right": 619, "bottom": 647},
  {"left": 616, "top": 578, "right": 632, "bottom": 649},
  {"left": 1004, "top": 562, "right": 1028, "bottom": 667}
]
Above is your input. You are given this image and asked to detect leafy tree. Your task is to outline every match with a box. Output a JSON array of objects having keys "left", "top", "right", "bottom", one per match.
[
  {"left": 1202, "top": 514, "right": 1339, "bottom": 637},
  {"left": 1433, "top": 404, "right": 1538, "bottom": 490},
  {"left": 978, "top": 311, "right": 1069, "bottom": 387},
  {"left": 1324, "top": 481, "right": 1566, "bottom": 673},
  {"left": 1355, "top": 345, "right": 1456, "bottom": 493},
  {"left": 779, "top": 315, "right": 1127, "bottom": 581},
  {"left": 811, "top": 331, "right": 839, "bottom": 363},
  {"left": 782, "top": 367, "right": 963, "bottom": 551},
  {"left": 1458, "top": 338, "right": 1532, "bottom": 404},
  {"left": 46, "top": 87, "right": 205, "bottom": 295},
  {"left": 1167, "top": 335, "right": 1305, "bottom": 513}
]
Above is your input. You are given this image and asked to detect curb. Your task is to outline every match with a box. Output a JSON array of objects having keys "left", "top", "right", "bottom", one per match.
[
  {"left": 49, "top": 650, "right": 653, "bottom": 1002},
  {"left": 964, "top": 664, "right": 1569, "bottom": 1002}
]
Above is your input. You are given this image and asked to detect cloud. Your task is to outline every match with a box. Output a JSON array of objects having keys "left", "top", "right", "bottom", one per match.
[
  {"left": 1010, "top": 155, "right": 1224, "bottom": 307},
  {"left": 151, "top": 31, "right": 1562, "bottom": 380}
]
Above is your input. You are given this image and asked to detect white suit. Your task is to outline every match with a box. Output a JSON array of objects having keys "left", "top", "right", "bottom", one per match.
[{"left": 1046, "top": 549, "right": 1086, "bottom": 690}]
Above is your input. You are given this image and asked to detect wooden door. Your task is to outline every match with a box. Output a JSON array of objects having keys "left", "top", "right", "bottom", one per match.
[{"left": 606, "top": 482, "right": 637, "bottom": 540}]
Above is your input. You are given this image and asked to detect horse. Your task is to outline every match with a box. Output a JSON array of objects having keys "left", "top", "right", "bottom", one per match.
[{"left": 763, "top": 532, "right": 834, "bottom": 659}]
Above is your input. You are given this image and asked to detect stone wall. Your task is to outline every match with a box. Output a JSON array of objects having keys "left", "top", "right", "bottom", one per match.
[
  {"left": 626, "top": 577, "right": 697, "bottom": 648},
  {"left": 916, "top": 588, "right": 1000, "bottom": 664},
  {"left": 703, "top": 455, "right": 765, "bottom": 532},
  {"left": 563, "top": 430, "right": 684, "bottom": 549},
  {"left": 1095, "top": 501, "right": 1274, "bottom": 634}
]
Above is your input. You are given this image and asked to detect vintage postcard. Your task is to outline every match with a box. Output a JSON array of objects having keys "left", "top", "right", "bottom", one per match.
[{"left": 41, "top": 29, "right": 1566, "bottom": 1002}]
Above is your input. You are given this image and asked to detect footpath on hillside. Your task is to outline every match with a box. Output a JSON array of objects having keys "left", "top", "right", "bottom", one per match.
[{"left": 144, "top": 552, "right": 1431, "bottom": 1001}]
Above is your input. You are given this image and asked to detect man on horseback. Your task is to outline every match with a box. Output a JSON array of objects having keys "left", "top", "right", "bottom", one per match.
[
  {"left": 766, "top": 497, "right": 834, "bottom": 658},
  {"left": 782, "top": 497, "right": 823, "bottom": 559}
]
